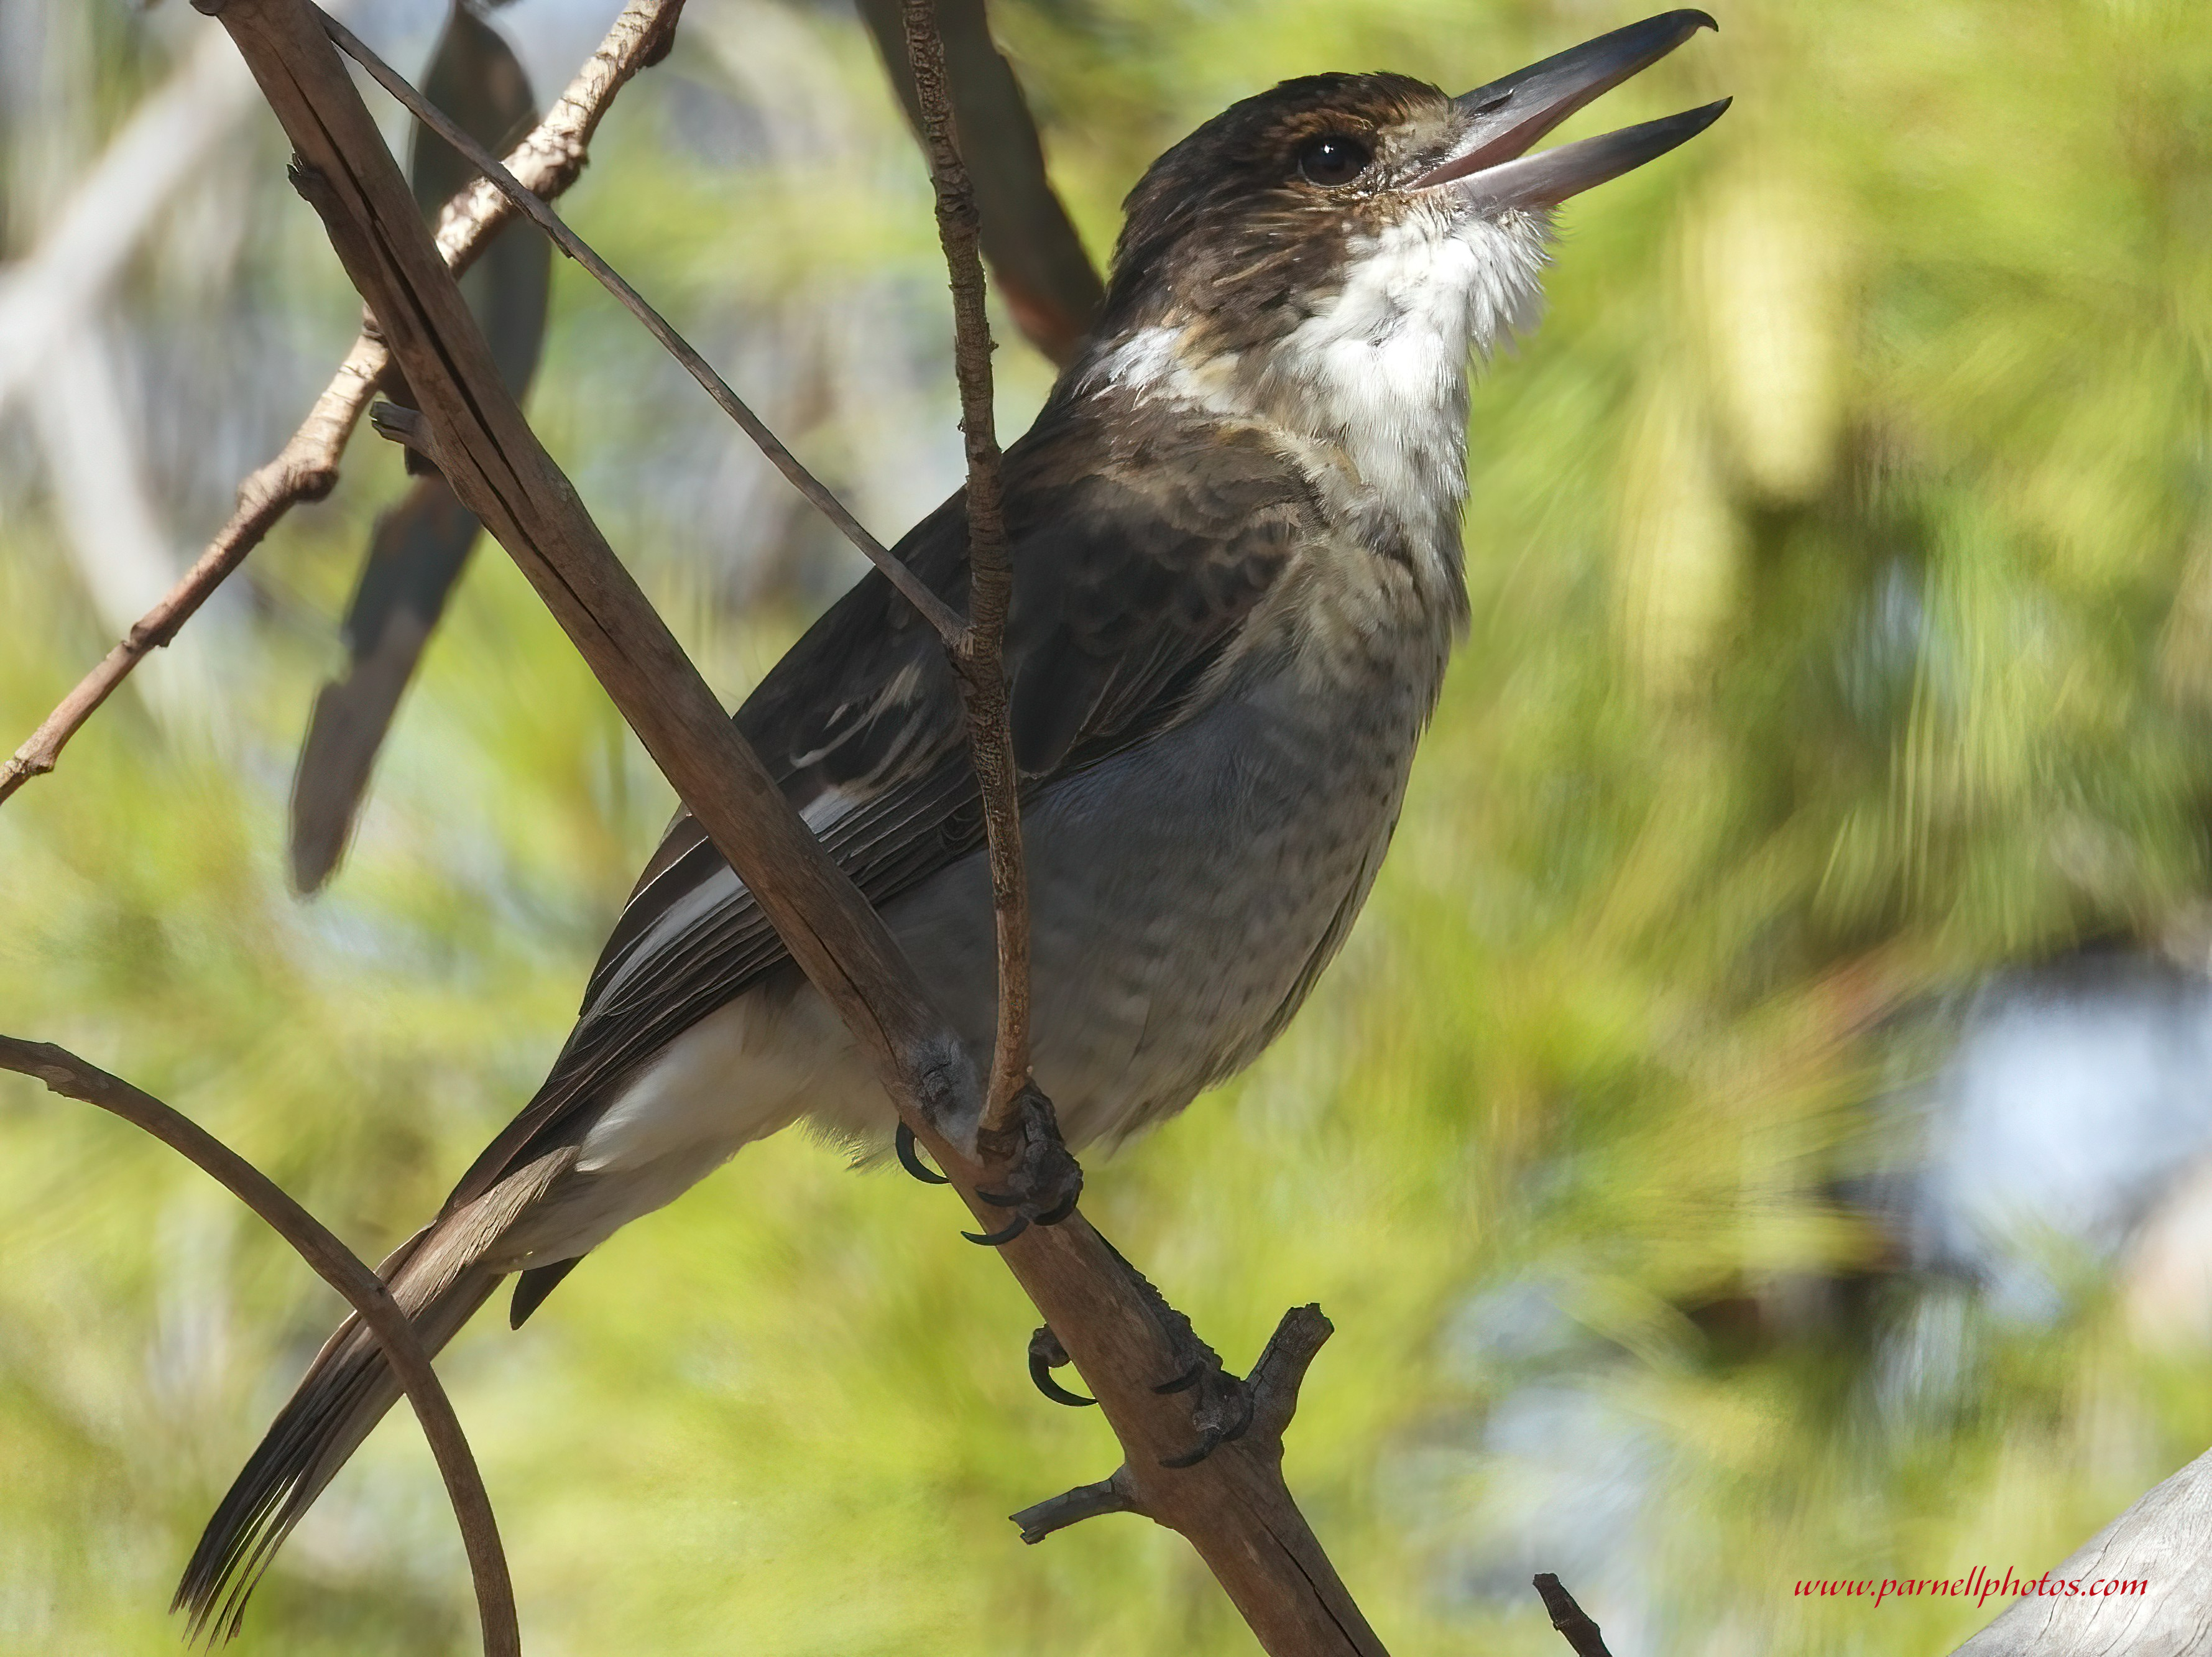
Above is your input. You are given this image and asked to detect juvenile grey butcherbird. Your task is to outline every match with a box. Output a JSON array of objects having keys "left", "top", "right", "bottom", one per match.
[{"left": 180, "top": 11, "right": 1725, "bottom": 1634}]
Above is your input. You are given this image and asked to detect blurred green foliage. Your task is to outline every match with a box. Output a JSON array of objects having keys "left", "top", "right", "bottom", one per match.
[{"left": 6, "top": 0, "right": 2212, "bottom": 1653}]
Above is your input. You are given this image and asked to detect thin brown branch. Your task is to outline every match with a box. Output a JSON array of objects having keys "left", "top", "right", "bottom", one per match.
[
  {"left": 0, "top": 1036, "right": 518, "bottom": 1657},
  {"left": 898, "top": 0, "right": 1031, "bottom": 1130},
  {"left": 0, "top": 342, "right": 367, "bottom": 805},
  {"left": 1534, "top": 1574, "right": 1616, "bottom": 1657},
  {"left": 0, "top": 0, "right": 684, "bottom": 811},
  {"left": 318, "top": 9, "right": 965, "bottom": 647},
  {"left": 208, "top": 4, "right": 1387, "bottom": 1648}
]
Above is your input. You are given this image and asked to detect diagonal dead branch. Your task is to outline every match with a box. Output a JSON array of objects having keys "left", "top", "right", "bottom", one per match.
[
  {"left": 0, "top": 1036, "right": 518, "bottom": 1657},
  {"left": 320, "top": 10, "right": 964, "bottom": 647},
  {"left": 206, "top": 2, "right": 1388, "bottom": 1648},
  {"left": 0, "top": 0, "right": 686, "bottom": 811},
  {"left": 898, "top": 0, "right": 1031, "bottom": 1132}
]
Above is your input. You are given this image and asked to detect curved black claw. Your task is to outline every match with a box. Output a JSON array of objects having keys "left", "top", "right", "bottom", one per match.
[
  {"left": 1029, "top": 1350, "right": 1097, "bottom": 1408},
  {"left": 974, "top": 1186, "right": 1021, "bottom": 1207},
  {"left": 1160, "top": 1427, "right": 1224, "bottom": 1469},
  {"left": 1153, "top": 1362, "right": 1204, "bottom": 1395},
  {"left": 1034, "top": 1188, "right": 1081, "bottom": 1226},
  {"left": 896, "top": 1120, "right": 950, "bottom": 1185},
  {"left": 963, "top": 1214, "right": 1031, "bottom": 1246}
]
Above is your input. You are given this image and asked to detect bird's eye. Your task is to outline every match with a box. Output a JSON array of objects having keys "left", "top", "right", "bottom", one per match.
[{"left": 1297, "top": 133, "right": 1371, "bottom": 188}]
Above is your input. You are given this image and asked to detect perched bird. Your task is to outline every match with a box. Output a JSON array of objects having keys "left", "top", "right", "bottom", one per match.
[{"left": 180, "top": 10, "right": 1725, "bottom": 1635}]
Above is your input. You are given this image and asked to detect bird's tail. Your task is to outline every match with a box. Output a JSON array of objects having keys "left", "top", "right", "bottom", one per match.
[{"left": 175, "top": 1147, "right": 574, "bottom": 1642}]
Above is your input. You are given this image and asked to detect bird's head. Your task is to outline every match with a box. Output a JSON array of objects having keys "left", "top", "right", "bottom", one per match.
[{"left": 1087, "top": 10, "right": 1726, "bottom": 411}]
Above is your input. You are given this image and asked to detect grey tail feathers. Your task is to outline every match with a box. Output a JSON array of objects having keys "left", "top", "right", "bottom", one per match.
[
  {"left": 172, "top": 1242, "right": 500, "bottom": 1643},
  {"left": 173, "top": 1144, "right": 578, "bottom": 1643}
]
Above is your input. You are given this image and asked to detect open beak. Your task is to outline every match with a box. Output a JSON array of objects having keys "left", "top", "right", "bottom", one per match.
[{"left": 1414, "top": 9, "right": 1728, "bottom": 208}]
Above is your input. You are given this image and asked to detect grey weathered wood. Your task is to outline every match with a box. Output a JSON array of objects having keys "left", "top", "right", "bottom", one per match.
[{"left": 1951, "top": 1446, "right": 2212, "bottom": 1656}]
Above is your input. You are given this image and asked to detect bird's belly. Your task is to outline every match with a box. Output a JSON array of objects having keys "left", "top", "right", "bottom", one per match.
[
  {"left": 564, "top": 675, "right": 1429, "bottom": 1230},
  {"left": 835, "top": 680, "right": 1426, "bottom": 1148}
]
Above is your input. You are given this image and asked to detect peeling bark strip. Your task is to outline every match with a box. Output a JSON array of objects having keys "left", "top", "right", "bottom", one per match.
[
  {"left": 0, "top": 1037, "right": 519, "bottom": 1657},
  {"left": 0, "top": 0, "right": 685, "bottom": 810},
  {"left": 898, "top": 0, "right": 1033, "bottom": 1132},
  {"left": 198, "top": 1, "right": 1385, "bottom": 1648}
]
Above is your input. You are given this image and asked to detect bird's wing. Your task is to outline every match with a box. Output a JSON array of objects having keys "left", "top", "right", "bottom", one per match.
[{"left": 442, "top": 407, "right": 1315, "bottom": 1211}]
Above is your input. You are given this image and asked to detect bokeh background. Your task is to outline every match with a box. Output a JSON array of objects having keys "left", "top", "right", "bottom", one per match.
[{"left": 6, "top": 0, "right": 2212, "bottom": 1651}]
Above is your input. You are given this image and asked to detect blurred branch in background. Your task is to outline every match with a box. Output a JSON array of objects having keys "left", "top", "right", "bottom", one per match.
[
  {"left": 27, "top": 323, "right": 214, "bottom": 722},
  {"left": 0, "top": 0, "right": 297, "bottom": 732},
  {"left": 0, "top": 15, "right": 265, "bottom": 418},
  {"left": 858, "top": 0, "right": 1101, "bottom": 364},
  {"left": 0, "top": 1035, "right": 520, "bottom": 1657},
  {"left": 288, "top": 2, "right": 552, "bottom": 895},
  {"left": 0, "top": 0, "right": 684, "bottom": 809}
]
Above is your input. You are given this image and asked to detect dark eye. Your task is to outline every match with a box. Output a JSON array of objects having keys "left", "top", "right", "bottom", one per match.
[{"left": 1297, "top": 133, "right": 1371, "bottom": 188}]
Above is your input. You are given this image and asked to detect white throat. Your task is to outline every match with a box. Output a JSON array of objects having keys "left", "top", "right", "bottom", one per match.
[{"left": 1089, "top": 207, "right": 1552, "bottom": 574}]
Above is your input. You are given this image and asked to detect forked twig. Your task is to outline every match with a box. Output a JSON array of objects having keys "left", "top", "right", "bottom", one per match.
[
  {"left": 0, "top": 0, "right": 686, "bottom": 810},
  {"left": 0, "top": 1036, "right": 518, "bottom": 1657},
  {"left": 318, "top": 9, "right": 964, "bottom": 646}
]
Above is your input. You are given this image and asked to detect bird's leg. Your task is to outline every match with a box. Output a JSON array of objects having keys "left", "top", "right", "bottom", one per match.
[
  {"left": 964, "top": 1081, "right": 1082, "bottom": 1244},
  {"left": 1020, "top": 1245, "right": 1250, "bottom": 1461},
  {"left": 969, "top": 1099, "right": 1242, "bottom": 1461}
]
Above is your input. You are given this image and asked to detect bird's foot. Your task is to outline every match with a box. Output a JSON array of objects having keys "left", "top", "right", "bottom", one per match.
[
  {"left": 1023, "top": 1313, "right": 1255, "bottom": 1467},
  {"left": 964, "top": 1082, "right": 1082, "bottom": 1245},
  {"left": 1153, "top": 1343, "right": 1253, "bottom": 1466},
  {"left": 1085, "top": 1232, "right": 1252, "bottom": 1465}
]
